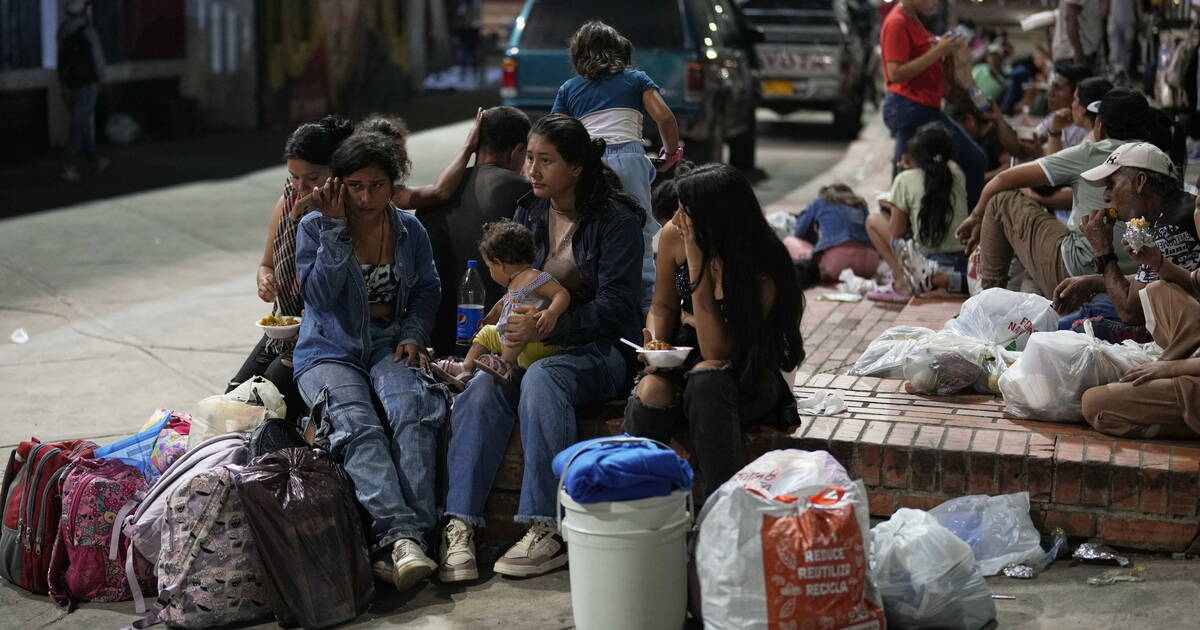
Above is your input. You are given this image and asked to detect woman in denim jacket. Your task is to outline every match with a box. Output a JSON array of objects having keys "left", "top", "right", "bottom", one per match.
[
  {"left": 438, "top": 114, "right": 644, "bottom": 583},
  {"left": 293, "top": 132, "right": 448, "bottom": 592}
]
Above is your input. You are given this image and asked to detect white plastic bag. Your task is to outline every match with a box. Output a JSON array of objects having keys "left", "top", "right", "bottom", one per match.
[
  {"left": 902, "top": 333, "right": 1012, "bottom": 395},
  {"left": 870, "top": 509, "right": 997, "bottom": 630},
  {"left": 942, "top": 288, "right": 1058, "bottom": 351},
  {"left": 697, "top": 450, "right": 883, "bottom": 630},
  {"left": 850, "top": 326, "right": 936, "bottom": 378},
  {"left": 190, "top": 376, "right": 285, "bottom": 448},
  {"left": 927, "top": 492, "right": 1045, "bottom": 576},
  {"left": 766, "top": 211, "right": 797, "bottom": 240},
  {"left": 998, "top": 325, "right": 1160, "bottom": 423}
]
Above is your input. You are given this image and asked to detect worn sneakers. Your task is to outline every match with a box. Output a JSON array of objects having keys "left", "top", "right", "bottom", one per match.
[
  {"left": 493, "top": 521, "right": 567, "bottom": 578},
  {"left": 894, "top": 239, "right": 939, "bottom": 296},
  {"left": 439, "top": 518, "right": 479, "bottom": 582},
  {"left": 391, "top": 538, "right": 437, "bottom": 591}
]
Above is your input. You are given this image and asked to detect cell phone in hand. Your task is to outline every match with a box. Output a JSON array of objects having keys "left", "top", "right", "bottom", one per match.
[{"left": 648, "top": 156, "right": 667, "bottom": 166}]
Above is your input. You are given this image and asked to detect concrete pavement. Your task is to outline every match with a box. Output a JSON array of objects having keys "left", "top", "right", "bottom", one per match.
[{"left": 3, "top": 112, "right": 1200, "bottom": 628}]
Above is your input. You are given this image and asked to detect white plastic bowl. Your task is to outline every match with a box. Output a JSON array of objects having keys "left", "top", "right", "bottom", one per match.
[
  {"left": 255, "top": 317, "right": 301, "bottom": 340},
  {"left": 641, "top": 346, "right": 693, "bottom": 368}
]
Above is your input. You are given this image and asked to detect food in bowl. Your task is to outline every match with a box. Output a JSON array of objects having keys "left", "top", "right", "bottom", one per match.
[
  {"left": 641, "top": 346, "right": 693, "bottom": 368},
  {"left": 644, "top": 339, "right": 676, "bottom": 351},
  {"left": 259, "top": 314, "right": 300, "bottom": 327}
]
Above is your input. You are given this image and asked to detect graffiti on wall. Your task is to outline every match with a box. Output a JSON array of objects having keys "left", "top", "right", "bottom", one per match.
[{"left": 261, "top": 0, "right": 416, "bottom": 125}]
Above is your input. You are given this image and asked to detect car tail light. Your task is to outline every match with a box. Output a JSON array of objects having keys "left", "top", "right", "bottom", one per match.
[
  {"left": 685, "top": 61, "right": 704, "bottom": 101},
  {"left": 501, "top": 58, "right": 517, "bottom": 99}
]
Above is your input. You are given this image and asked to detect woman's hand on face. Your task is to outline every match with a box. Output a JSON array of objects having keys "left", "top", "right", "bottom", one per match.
[
  {"left": 256, "top": 266, "right": 278, "bottom": 303},
  {"left": 673, "top": 208, "right": 694, "bottom": 243},
  {"left": 502, "top": 305, "right": 546, "bottom": 345},
  {"left": 394, "top": 343, "right": 428, "bottom": 369},
  {"left": 312, "top": 178, "right": 347, "bottom": 219}
]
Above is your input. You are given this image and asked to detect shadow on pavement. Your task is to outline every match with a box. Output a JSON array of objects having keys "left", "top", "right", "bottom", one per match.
[{"left": 0, "top": 89, "right": 500, "bottom": 221}]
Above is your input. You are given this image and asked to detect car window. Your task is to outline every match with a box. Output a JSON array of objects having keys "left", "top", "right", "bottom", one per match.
[
  {"left": 739, "top": 0, "right": 841, "bottom": 26},
  {"left": 521, "top": 0, "right": 684, "bottom": 50}
]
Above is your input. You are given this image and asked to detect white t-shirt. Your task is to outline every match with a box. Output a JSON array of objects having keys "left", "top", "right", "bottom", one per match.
[{"left": 1052, "top": 0, "right": 1103, "bottom": 61}]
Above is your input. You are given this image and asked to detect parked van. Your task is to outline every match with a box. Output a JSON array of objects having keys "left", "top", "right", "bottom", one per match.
[{"left": 501, "top": 0, "right": 761, "bottom": 168}]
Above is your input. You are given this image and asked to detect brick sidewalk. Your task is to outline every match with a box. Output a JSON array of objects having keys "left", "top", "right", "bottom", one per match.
[{"left": 779, "top": 293, "right": 1200, "bottom": 553}]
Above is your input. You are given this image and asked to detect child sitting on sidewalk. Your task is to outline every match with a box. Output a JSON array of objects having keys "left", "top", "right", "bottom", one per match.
[
  {"left": 435, "top": 220, "right": 570, "bottom": 385},
  {"left": 865, "top": 122, "right": 971, "bottom": 302},
  {"left": 785, "top": 183, "right": 879, "bottom": 282}
]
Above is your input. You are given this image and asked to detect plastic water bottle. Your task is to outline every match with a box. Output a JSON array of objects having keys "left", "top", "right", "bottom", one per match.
[{"left": 455, "top": 260, "right": 486, "bottom": 357}]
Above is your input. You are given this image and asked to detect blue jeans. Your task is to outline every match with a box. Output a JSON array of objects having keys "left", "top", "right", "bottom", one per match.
[
  {"left": 296, "top": 322, "right": 450, "bottom": 552},
  {"left": 65, "top": 83, "right": 98, "bottom": 170},
  {"left": 926, "top": 252, "right": 969, "bottom": 294},
  {"left": 444, "top": 343, "right": 627, "bottom": 525},
  {"left": 1058, "top": 293, "right": 1119, "bottom": 330},
  {"left": 602, "top": 141, "right": 657, "bottom": 312},
  {"left": 882, "top": 92, "right": 988, "bottom": 209}
]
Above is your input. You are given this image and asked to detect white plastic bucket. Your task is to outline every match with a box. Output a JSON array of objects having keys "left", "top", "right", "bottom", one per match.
[{"left": 556, "top": 438, "right": 692, "bottom": 630}]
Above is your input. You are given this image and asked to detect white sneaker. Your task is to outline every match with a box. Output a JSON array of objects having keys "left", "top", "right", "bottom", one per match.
[
  {"left": 439, "top": 518, "right": 479, "bottom": 582},
  {"left": 493, "top": 521, "right": 567, "bottom": 578},
  {"left": 391, "top": 538, "right": 436, "bottom": 591}
]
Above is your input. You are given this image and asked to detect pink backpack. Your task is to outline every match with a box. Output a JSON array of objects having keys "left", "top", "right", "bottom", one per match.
[{"left": 48, "top": 458, "right": 148, "bottom": 611}]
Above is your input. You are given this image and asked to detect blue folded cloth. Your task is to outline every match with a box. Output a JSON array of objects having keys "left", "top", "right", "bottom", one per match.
[{"left": 552, "top": 435, "right": 693, "bottom": 503}]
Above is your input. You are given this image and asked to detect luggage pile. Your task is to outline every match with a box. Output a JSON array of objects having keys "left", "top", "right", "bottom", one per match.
[{"left": 1, "top": 377, "right": 374, "bottom": 630}]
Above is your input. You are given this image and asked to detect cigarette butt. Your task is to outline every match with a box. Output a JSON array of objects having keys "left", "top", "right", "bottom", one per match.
[{"left": 992, "top": 595, "right": 1016, "bottom": 600}]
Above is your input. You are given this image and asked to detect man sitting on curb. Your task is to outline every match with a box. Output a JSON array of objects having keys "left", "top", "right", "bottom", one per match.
[
  {"left": 1079, "top": 150, "right": 1200, "bottom": 438},
  {"left": 1051, "top": 143, "right": 1200, "bottom": 344},
  {"left": 954, "top": 89, "right": 1155, "bottom": 297}
]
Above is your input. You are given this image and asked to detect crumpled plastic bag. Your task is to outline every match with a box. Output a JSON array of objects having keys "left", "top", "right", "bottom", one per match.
[
  {"left": 191, "top": 376, "right": 286, "bottom": 448},
  {"left": 870, "top": 508, "right": 996, "bottom": 630},
  {"left": 795, "top": 390, "right": 847, "bottom": 415},
  {"left": 850, "top": 326, "right": 936, "bottom": 378},
  {"left": 902, "top": 332, "right": 1016, "bottom": 395},
  {"left": 999, "top": 323, "right": 1161, "bottom": 423},
  {"left": 235, "top": 448, "right": 374, "bottom": 630},
  {"left": 927, "top": 492, "right": 1046, "bottom": 577},
  {"left": 766, "top": 211, "right": 797, "bottom": 240},
  {"left": 836, "top": 268, "right": 880, "bottom": 295},
  {"left": 942, "top": 288, "right": 1058, "bottom": 351}
]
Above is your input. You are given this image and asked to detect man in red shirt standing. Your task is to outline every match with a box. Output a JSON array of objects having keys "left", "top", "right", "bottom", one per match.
[{"left": 880, "top": 0, "right": 987, "bottom": 208}]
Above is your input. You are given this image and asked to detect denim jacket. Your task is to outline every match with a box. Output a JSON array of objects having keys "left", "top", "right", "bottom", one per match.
[
  {"left": 792, "top": 198, "right": 871, "bottom": 253},
  {"left": 514, "top": 193, "right": 643, "bottom": 374},
  {"left": 293, "top": 205, "right": 441, "bottom": 379}
]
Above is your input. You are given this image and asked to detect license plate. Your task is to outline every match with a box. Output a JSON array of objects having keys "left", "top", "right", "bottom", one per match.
[{"left": 763, "top": 79, "right": 794, "bottom": 96}]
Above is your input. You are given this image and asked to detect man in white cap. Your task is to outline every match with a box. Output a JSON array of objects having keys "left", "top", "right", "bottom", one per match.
[
  {"left": 57, "top": 0, "right": 108, "bottom": 182},
  {"left": 1076, "top": 142, "right": 1200, "bottom": 439},
  {"left": 1051, "top": 142, "right": 1200, "bottom": 327}
]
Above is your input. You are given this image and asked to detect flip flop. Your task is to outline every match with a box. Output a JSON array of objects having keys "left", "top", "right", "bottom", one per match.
[
  {"left": 427, "top": 361, "right": 466, "bottom": 393},
  {"left": 474, "top": 354, "right": 513, "bottom": 385},
  {"left": 866, "top": 284, "right": 913, "bottom": 304}
]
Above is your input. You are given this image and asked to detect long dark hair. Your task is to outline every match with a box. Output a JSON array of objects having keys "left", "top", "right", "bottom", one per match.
[
  {"left": 675, "top": 164, "right": 805, "bottom": 387},
  {"left": 529, "top": 113, "right": 643, "bottom": 221},
  {"left": 906, "top": 123, "right": 956, "bottom": 248},
  {"left": 283, "top": 115, "right": 354, "bottom": 165},
  {"left": 568, "top": 21, "right": 632, "bottom": 81}
]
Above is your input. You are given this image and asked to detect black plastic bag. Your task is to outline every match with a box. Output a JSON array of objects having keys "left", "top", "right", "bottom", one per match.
[
  {"left": 250, "top": 417, "right": 308, "bottom": 458},
  {"left": 236, "top": 448, "right": 374, "bottom": 629}
]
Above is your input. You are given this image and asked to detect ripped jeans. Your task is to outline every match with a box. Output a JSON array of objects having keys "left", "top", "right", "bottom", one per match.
[
  {"left": 296, "top": 322, "right": 450, "bottom": 553},
  {"left": 622, "top": 359, "right": 787, "bottom": 494}
]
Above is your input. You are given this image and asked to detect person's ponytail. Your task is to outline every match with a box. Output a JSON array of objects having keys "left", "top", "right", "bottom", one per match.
[{"left": 907, "top": 123, "right": 957, "bottom": 248}]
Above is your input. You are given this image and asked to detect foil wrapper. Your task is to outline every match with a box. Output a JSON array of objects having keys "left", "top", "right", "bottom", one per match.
[
  {"left": 1073, "top": 541, "right": 1131, "bottom": 567},
  {"left": 1002, "top": 564, "right": 1036, "bottom": 579},
  {"left": 1122, "top": 223, "right": 1156, "bottom": 254}
]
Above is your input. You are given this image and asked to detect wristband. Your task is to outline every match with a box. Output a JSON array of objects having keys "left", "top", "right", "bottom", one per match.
[
  {"left": 1048, "top": 130, "right": 1063, "bottom": 137},
  {"left": 660, "top": 146, "right": 684, "bottom": 166}
]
